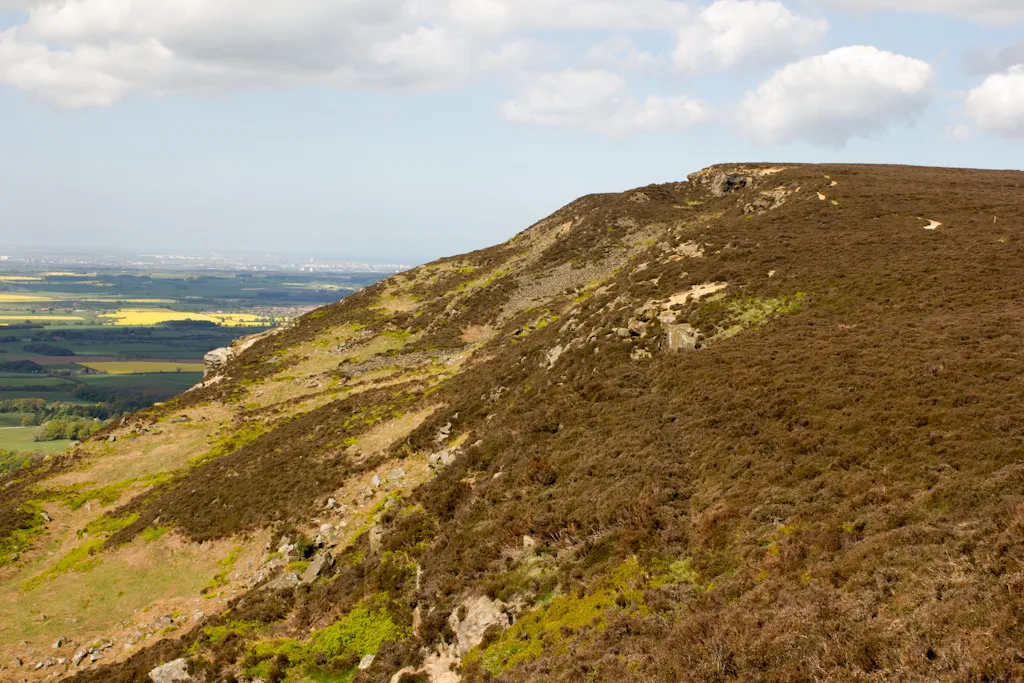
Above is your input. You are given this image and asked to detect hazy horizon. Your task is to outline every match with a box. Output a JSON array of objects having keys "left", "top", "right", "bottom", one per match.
[{"left": 1, "top": 1, "right": 1022, "bottom": 264}]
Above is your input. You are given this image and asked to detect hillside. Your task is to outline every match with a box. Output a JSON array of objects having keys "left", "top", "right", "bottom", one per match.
[{"left": 2, "top": 163, "right": 1023, "bottom": 683}]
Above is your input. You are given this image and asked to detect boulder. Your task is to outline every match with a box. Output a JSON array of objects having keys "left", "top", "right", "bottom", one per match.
[
  {"left": 631, "top": 348, "right": 653, "bottom": 361},
  {"left": 358, "top": 654, "right": 375, "bottom": 670},
  {"left": 450, "top": 595, "right": 510, "bottom": 657},
  {"left": 265, "top": 572, "right": 302, "bottom": 591},
  {"left": 627, "top": 319, "right": 647, "bottom": 337},
  {"left": 203, "top": 348, "right": 234, "bottom": 378},
  {"left": 665, "top": 324, "right": 700, "bottom": 351},
  {"left": 634, "top": 304, "right": 659, "bottom": 322},
  {"left": 369, "top": 526, "right": 383, "bottom": 554},
  {"left": 429, "top": 449, "right": 458, "bottom": 470},
  {"left": 300, "top": 552, "right": 334, "bottom": 585},
  {"left": 149, "top": 658, "right": 191, "bottom": 683}
]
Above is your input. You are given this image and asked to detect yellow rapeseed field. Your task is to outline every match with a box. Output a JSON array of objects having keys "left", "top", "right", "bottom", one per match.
[
  {"left": 78, "top": 361, "right": 205, "bottom": 375},
  {"left": 0, "top": 294, "right": 54, "bottom": 302},
  {"left": 0, "top": 276, "right": 42, "bottom": 282},
  {"left": 98, "top": 308, "right": 271, "bottom": 327}
]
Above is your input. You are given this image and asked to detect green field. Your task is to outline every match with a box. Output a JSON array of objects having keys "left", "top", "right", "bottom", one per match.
[
  {"left": 0, "top": 413, "right": 30, "bottom": 428},
  {"left": 0, "top": 266, "right": 392, "bottom": 453},
  {"left": 0, "top": 427, "right": 73, "bottom": 453},
  {"left": 78, "top": 373, "right": 203, "bottom": 390},
  {"left": 78, "top": 361, "right": 206, "bottom": 375},
  {"left": 0, "top": 375, "right": 73, "bottom": 388},
  {"left": 0, "top": 391, "right": 88, "bottom": 403}
]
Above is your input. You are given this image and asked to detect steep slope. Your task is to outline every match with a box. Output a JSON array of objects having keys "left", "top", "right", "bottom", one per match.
[{"left": 2, "top": 164, "right": 1023, "bottom": 683}]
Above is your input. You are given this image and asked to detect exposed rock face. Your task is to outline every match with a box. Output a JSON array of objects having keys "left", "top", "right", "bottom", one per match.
[
  {"left": 390, "top": 595, "right": 511, "bottom": 682},
  {"left": 300, "top": 552, "right": 334, "bottom": 584},
  {"left": 451, "top": 595, "right": 510, "bottom": 658},
  {"left": 265, "top": 571, "right": 301, "bottom": 590},
  {"left": 664, "top": 323, "right": 700, "bottom": 351},
  {"left": 149, "top": 658, "right": 191, "bottom": 682},
  {"left": 709, "top": 172, "right": 752, "bottom": 196},
  {"left": 429, "top": 449, "right": 458, "bottom": 470},
  {"left": 203, "top": 347, "right": 234, "bottom": 377}
]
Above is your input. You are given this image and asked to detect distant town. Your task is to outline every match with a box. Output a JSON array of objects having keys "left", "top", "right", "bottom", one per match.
[{"left": 0, "top": 247, "right": 410, "bottom": 275}]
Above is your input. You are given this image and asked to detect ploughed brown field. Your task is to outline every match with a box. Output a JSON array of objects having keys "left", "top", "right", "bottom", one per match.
[{"left": 2, "top": 163, "right": 1023, "bottom": 683}]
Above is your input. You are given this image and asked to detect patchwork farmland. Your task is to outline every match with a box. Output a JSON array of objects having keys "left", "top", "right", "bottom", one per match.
[{"left": 0, "top": 267, "right": 395, "bottom": 459}]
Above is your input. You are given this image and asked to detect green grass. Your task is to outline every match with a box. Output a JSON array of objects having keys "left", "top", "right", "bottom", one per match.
[
  {"left": 1, "top": 533, "right": 223, "bottom": 651},
  {"left": 465, "top": 560, "right": 655, "bottom": 676},
  {"left": 0, "top": 427, "right": 72, "bottom": 453},
  {"left": 0, "top": 413, "right": 31, "bottom": 427},
  {"left": 0, "top": 376, "right": 74, "bottom": 388},
  {"left": 45, "top": 473, "right": 173, "bottom": 512},
  {"left": 0, "top": 391, "right": 88, "bottom": 403},
  {"left": 242, "top": 597, "right": 407, "bottom": 681},
  {"left": 202, "top": 620, "right": 267, "bottom": 644},
  {"left": 141, "top": 526, "right": 171, "bottom": 543},
  {"left": 0, "top": 500, "right": 47, "bottom": 567},
  {"left": 19, "top": 513, "right": 140, "bottom": 591},
  {"left": 204, "top": 546, "right": 242, "bottom": 593},
  {"left": 77, "top": 362, "right": 205, "bottom": 375}
]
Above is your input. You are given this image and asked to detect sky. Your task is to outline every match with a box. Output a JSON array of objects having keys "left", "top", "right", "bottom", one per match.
[{"left": 0, "top": 0, "right": 1022, "bottom": 264}]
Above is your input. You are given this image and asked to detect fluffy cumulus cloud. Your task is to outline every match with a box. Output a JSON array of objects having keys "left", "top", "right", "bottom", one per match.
[
  {"left": 0, "top": 0, "right": 697, "bottom": 107},
  {"left": 965, "top": 66, "right": 1024, "bottom": 137},
  {"left": 739, "top": 46, "right": 933, "bottom": 146},
  {"left": 500, "top": 69, "right": 709, "bottom": 135},
  {"left": 673, "top": 0, "right": 828, "bottom": 71},
  {"left": 823, "top": 0, "right": 1024, "bottom": 23}
]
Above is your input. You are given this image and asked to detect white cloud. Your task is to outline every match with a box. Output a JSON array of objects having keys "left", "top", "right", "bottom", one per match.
[
  {"left": 0, "top": 29, "right": 131, "bottom": 108},
  {"left": 965, "top": 66, "right": 1024, "bottom": 137},
  {"left": 740, "top": 46, "right": 933, "bottom": 147},
  {"left": 585, "top": 37, "right": 660, "bottom": 70},
  {"left": 449, "top": 0, "right": 690, "bottom": 32},
  {"left": 674, "top": 0, "right": 828, "bottom": 71},
  {"left": 499, "top": 69, "right": 709, "bottom": 135},
  {"left": 0, "top": 0, "right": 698, "bottom": 108},
  {"left": 0, "top": 0, "right": 33, "bottom": 10},
  {"left": 822, "top": 0, "right": 1024, "bottom": 23}
]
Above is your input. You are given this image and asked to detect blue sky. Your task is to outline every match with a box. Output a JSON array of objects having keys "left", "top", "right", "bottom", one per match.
[{"left": 0, "top": 1, "right": 1022, "bottom": 264}]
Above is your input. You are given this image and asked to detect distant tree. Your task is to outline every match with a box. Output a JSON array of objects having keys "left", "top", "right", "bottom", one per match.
[
  {"left": 23, "top": 343, "right": 75, "bottom": 356},
  {"left": 0, "top": 360, "right": 45, "bottom": 374},
  {"left": 35, "top": 416, "right": 106, "bottom": 442}
]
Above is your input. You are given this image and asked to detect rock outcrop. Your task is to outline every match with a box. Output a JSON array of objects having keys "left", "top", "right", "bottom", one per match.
[
  {"left": 202, "top": 347, "right": 233, "bottom": 378},
  {"left": 149, "top": 658, "right": 190, "bottom": 682}
]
